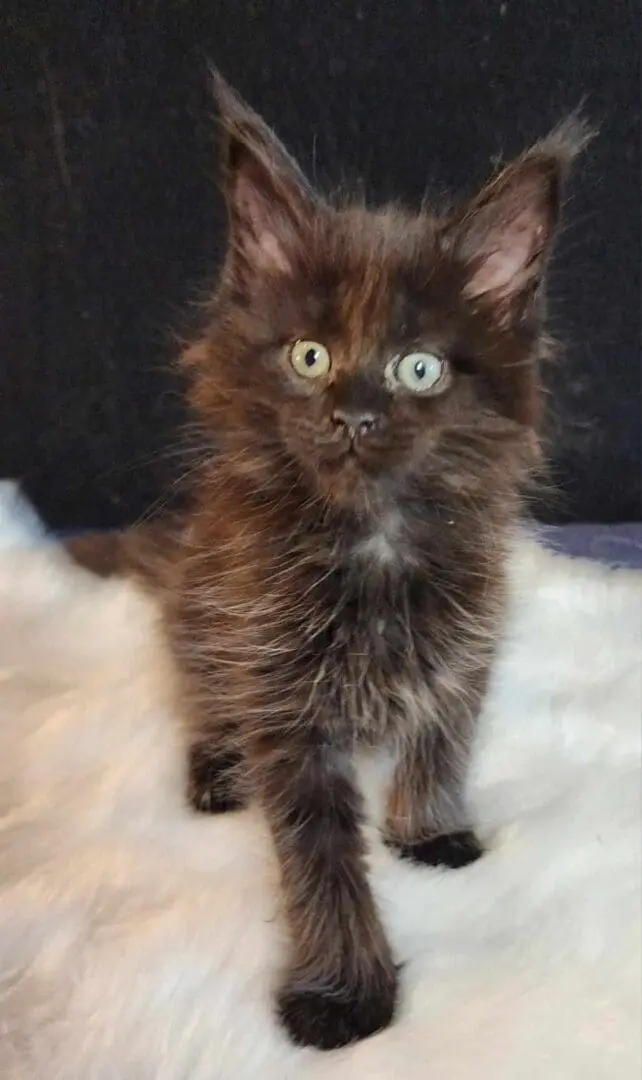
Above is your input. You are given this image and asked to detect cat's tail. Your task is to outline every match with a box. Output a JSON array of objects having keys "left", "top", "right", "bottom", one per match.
[{"left": 64, "top": 520, "right": 179, "bottom": 591}]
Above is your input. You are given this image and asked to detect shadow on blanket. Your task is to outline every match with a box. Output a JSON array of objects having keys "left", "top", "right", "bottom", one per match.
[{"left": 0, "top": 482, "right": 640, "bottom": 1079}]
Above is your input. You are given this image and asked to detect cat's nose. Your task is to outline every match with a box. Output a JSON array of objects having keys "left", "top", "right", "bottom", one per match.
[{"left": 331, "top": 408, "right": 380, "bottom": 439}]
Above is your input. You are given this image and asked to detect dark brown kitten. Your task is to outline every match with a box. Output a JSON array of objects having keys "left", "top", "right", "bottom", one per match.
[{"left": 68, "top": 76, "right": 588, "bottom": 1050}]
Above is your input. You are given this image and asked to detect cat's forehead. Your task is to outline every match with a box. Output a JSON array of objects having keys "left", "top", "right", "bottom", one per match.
[
  {"left": 306, "top": 206, "right": 450, "bottom": 363},
  {"left": 320, "top": 206, "right": 439, "bottom": 295}
]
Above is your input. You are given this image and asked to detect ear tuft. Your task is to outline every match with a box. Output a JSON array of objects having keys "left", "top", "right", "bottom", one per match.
[
  {"left": 529, "top": 111, "right": 595, "bottom": 175},
  {"left": 209, "top": 69, "right": 318, "bottom": 281},
  {"left": 448, "top": 111, "right": 594, "bottom": 310}
]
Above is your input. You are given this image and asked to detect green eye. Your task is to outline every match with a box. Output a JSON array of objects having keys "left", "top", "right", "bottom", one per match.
[
  {"left": 289, "top": 340, "right": 331, "bottom": 379},
  {"left": 387, "top": 352, "right": 446, "bottom": 393}
]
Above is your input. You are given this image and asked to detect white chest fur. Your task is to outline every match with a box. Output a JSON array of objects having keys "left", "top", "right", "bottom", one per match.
[{"left": 352, "top": 510, "right": 406, "bottom": 568}]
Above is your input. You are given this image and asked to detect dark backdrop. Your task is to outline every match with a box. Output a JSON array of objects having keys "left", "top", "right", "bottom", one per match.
[{"left": 3, "top": 0, "right": 640, "bottom": 530}]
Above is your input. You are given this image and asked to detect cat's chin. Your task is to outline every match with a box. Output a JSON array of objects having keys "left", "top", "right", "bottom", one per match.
[{"left": 313, "top": 453, "right": 379, "bottom": 512}]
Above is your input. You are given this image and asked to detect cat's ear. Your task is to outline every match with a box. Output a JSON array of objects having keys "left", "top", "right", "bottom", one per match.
[
  {"left": 446, "top": 115, "right": 592, "bottom": 318},
  {"left": 212, "top": 71, "right": 318, "bottom": 281}
]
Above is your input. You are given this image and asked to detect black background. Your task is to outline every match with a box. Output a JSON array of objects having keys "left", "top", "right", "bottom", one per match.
[{"left": 2, "top": 0, "right": 640, "bottom": 530}]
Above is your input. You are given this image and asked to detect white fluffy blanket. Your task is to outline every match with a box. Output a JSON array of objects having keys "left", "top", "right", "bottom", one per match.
[{"left": 0, "top": 483, "right": 640, "bottom": 1080}]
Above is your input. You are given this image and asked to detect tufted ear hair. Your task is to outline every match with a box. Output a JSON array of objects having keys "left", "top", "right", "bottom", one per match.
[
  {"left": 212, "top": 71, "right": 320, "bottom": 284},
  {"left": 445, "top": 114, "right": 593, "bottom": 319}
]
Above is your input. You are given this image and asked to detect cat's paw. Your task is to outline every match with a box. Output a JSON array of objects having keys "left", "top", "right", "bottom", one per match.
[
  {"left": 187, "top": 747, "right": 245, "bottom": 814},
  {"left": 277, "top": 972, "right": 398, "bottom": 1050},
  {"left": 391, "top": 829, "right": 483, "bottom": 869}
]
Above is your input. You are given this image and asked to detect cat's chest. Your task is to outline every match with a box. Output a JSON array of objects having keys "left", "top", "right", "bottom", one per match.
[{"left": 317, "top": 560, "right": 442, "bottom": 741}]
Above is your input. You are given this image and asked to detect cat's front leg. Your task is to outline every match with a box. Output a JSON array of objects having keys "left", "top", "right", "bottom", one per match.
[
  {"left": 385, "top": 713, "right": 483, "bottom": 870},
  {"left": 249, "top": 734, "right": 398, "bottom": 1050}
]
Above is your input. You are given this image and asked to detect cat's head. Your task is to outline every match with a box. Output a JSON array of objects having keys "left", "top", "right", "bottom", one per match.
[{"left": 187, "top": 74, "right": 589, "bottom": 516}]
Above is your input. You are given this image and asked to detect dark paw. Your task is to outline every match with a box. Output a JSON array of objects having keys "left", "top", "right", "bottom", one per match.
[
  {"left": 277, "top": 974, "right": 397, "bottom": 1050},
  {"left": 187, "top": 747, "right": 246, "bottom": 814},
  {"left": 392, "top": 829, "right": 483, "bottom": 869}
]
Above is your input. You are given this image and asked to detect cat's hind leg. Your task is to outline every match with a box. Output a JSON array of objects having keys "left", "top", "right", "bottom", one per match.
[{"left": 187, "top": 741, "right": 246, "bottom": 813}]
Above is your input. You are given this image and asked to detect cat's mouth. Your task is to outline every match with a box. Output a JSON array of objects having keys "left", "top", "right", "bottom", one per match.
[
  {"left": 319, "top": 435, "right": 381, "bottom": 472},
  {"left": 292, "top": 426, "right": 387, "bottom": 483}
]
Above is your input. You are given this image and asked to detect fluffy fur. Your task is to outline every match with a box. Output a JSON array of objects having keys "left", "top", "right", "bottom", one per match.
[
  {"left": 68, "top": 80, "right": 594, "bottom": 1047},
  {"left": 0, "top": 487, "right": 640, "bottom": 1078}
]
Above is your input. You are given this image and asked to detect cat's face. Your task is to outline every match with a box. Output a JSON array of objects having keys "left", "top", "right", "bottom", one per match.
[{"left": 189, "top": 76, "right": 587, "bottom": 513}]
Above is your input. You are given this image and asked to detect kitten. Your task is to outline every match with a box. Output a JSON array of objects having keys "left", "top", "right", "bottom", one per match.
[{"left": 68, "top": 75, "right": 588, "bottom": 1050}]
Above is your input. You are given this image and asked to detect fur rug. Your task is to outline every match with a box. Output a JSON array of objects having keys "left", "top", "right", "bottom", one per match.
[{"left": 0, "top": 483, "right": 640, "bottom": 1079}]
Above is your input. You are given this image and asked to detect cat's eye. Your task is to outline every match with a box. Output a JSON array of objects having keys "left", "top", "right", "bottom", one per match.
[
  {"left": 386, "top": 352, "right": 447, "bottom": 394},
  {"left": 289, "top": 340, "right": 331, "bottom": 379}
]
